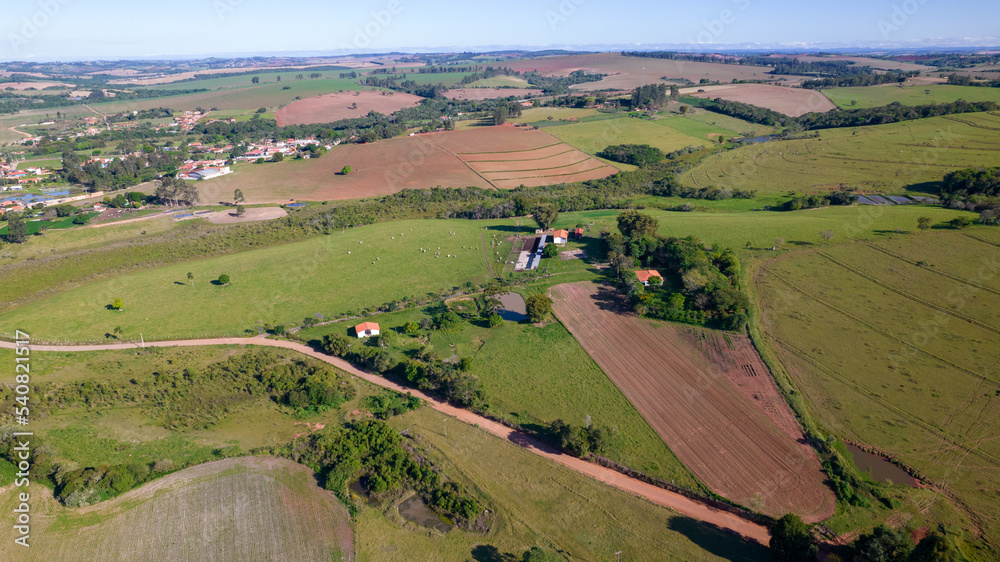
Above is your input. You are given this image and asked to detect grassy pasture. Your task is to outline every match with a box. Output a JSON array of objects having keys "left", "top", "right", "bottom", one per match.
[
  {"left": 356, "top": 406, "right": 769, "bottom": 561},
  {"left": 146, "top": 71, "right": 352, "bottom": 91},
  {"left": 0, "top": 219, "right": 492, "bottom": 342},
  {"left": 754, "top": 228, "right": 1000, "bottom": 553},
  {"left": 297, "top": 297, "right": 698, "bottom": 487},
  {"left": 466, "top": 75, "right": 532, "bottom": 88},
  {"left": 652, "top": 115, "right": 738, "bottom": 141},
  {"left": 681, "top": 112, "right": 1000, "bottom": 194},
  {"left": 545, "top": 117, "right": 710, "bottom": 162},
  {"left": 366, "top": 71, "right": 473, "bottom": 86},
  {"left": 674, "top": 109, "right": 778, "bottom": 138},
  {"left": 0, "top": 457, "right": 353, "bottom": 561},
  {"left": 822, "top": 84, "right": 1000, "bottom": 109}
]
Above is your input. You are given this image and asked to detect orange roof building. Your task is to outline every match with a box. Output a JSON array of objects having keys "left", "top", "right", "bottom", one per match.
[
  {"left": 635, "top": 270, "right": 664, "bottom": 286},
  {"left": 354, "top": 322, "right": 380, "bottom": 338}
]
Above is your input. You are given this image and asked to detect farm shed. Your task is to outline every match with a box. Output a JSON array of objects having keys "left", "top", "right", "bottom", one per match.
[
  {"left": 553, "top": 229, "right": 569, "bottom": 244},
  {"left": 354, "top": 322, "right": 380, "bottom": 338}
]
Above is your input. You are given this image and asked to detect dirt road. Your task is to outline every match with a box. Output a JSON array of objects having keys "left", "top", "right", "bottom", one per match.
[{"left": 0, "top": 336, "right": 772, "bottom": 546}]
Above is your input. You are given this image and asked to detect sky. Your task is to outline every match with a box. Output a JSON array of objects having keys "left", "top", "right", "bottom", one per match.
[{"left": 2, "top": 0, "right": 999, "bottom": 61}]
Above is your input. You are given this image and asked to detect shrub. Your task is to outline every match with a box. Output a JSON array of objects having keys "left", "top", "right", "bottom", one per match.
[
  {"left": 488, "top": 314, "right": 504, "bottom": 328},
  {"left": 218, "top": 274, "right": 230, "bottom": 285}
]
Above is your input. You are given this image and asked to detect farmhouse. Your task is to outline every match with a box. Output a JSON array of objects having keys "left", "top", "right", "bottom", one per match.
[
  {"left": 635, "top": 270, "right": 664, "bottom": 286},
  {"left": 553, "top": 229, "right": 569, "bottom": 244},
  {"left": 354, "top": 322, "right": 380, "bottom": 338}
]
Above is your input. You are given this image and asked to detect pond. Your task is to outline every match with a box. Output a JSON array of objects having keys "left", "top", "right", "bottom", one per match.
[
  {"left": 348, "top": 479, "right": 379, "bottom": 507},
  {"left": 846, "top": 444, "right": 918, "bottom": 488},
  {"left": 497, "top": 292, "right": 527, "bottom": 322},
  {"left": 739, "top": 135, "right": 776, "bottom": 144},
  {"left": 398, "top": 494, "right": 453, "bottom": 532}
]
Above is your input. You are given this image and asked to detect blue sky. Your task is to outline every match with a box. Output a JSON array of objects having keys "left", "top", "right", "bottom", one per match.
[{"left": 3, "top": 0, "right": 998, "bottom": 61}]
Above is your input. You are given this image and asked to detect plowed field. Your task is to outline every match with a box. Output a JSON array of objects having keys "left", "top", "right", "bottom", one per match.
[
  {"left": 550, "top": 281, "right": 835, "bottom": 521},
  {"left": 276, "top": 90, "right": 424, "bottom": 125}
]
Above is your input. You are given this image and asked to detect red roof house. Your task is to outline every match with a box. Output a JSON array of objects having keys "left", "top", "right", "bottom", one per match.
[
  {"left": 354, "top": 322, "right": 380, "bottom": 338},
  {"left": 635, "top": 270, "right": 664, "bottom": 286}
]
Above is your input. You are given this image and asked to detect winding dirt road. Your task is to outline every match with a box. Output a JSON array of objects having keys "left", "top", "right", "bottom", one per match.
[{"left": 0, "top": 336, "right": 772, "bottom": 546}]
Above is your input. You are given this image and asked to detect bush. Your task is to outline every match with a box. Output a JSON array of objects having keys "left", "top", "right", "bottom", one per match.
[
  {"left": 218, "top": 274, "right": 230, "bottom": 285},
  {"left": 525, "top": 293, "right": 552, "bottom": 322},
  {"left": 542, "top": 243, "right": 558, "bottom": 258},
  {"left": 488, "top": 314, "right": 504, "bottom": 327},
  {"left": 597, "top": 144, "right": 665, "bottom": 166}
]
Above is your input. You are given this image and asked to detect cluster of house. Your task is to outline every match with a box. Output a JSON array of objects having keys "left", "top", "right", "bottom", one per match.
[
  {"left": 178, "top": 159, "right": 232, "bottom": 181},
  {"left": 0, "top": 161, "right": 52, "bottom": 189}
]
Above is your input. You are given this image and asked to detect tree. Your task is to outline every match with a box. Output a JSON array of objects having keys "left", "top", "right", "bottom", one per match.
[
  {"left": 251, "top": 76, "right": 260, "bottom": 84},
  {"left": 5, "top": 212, "right": 28, "bottom": 243},
  {"left": 236, "top": 205, "right": 246, "bottom": 217},
  {"left": 434, "top": 311, "right": 463, "bottom": 332},
  {"left": 617, "top": 209, "right": 659, "bottom": 238},
  {"left": 341, "top": 165, "right": 352, "bottom": 175},
  {"left": 403, "top": 321, "right": 420, "bottom": 334},
  {"left": 769, "top": 514, "right": 817, "bottom": 562},
  {"left": 853, "top": 525, "right": 912, "bottom": 562},
  {"left": 820, "top": 230, "right": 836, "bottom": 243},
  {"left": 525, "top": 293, "right": 553, "bottom": 322},
  {"left": 917, "top": 216, "right": 933, "bottom": 232},
  {"left": 949, "top": 216, "right": 973, "bottom": 229},
  {"left": 111, "top": 297, "right": 124, "bottom": 311},
  {"left": 534, "top": 205, "right": 559, "bottom": 230},
  {"left": 112, "top": 326, "right": 123, "bottom": 340},
  {"left": 488, "top": 313, "right": 504, "bottom": 327},
  {"left": 218, "top": 274, "right": 230, "bottom": 285},
  {"left": 233, "top": 189, "right": 245, "bottom": 205},
  {"left": 909, "top": 532, "right": 958, "bottom": 562},
  {"left": 542, "top": 243, "right": 559, "bottom": 258},
  {"left": 187, "top": 272, "right": 194, "bottom": 285}
]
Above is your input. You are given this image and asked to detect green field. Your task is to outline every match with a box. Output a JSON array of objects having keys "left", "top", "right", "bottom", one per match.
[
  {"left": 822, "top": 84, "right": 1000, "bottom": 109},
  {"left": 147, "top": 71, "right": 352, "bottom": 91},
  {"left": 466, "top": 75, "right": 534, "bottom": 88},
  {"left": 652, "top": 115, "right": 739, "bottom": 141},
  {"left": 298, "top": 299, "right": 699, "bottom": 487},
  {"left": 755, "top": 228, "right": 1000, "bottom": 554},
  {"left": 545, "top": 117, "right": 710, "bottom": 160},
  {"left": 0, "top": 213, "right": 98, "bottom": 235},
  {"left": 0, "top": 219, "right": 493, "bottom": 342},
  {"left": 364, "top": 71, "right": 474, "bottom": 86},
  {"left": 357, "top": 406, "right": 768, "bottom": 561},
  {"left": 681, "top": 112, "right": 1000, "bottom": 194}
]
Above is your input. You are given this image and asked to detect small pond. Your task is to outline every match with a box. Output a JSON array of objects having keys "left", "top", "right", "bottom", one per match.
[
  {"left": 287, "top": 203, "right": 307, "bottom": 208},
  {"left": 497, "top": 292, "right": 527, "bottom": 322},
  {"left": 846, "top": 444, "right": 918, "bottom": 488},
  {"left": 739, "top": 135, "right": 777, "bottom": 144},
  {"left": 349, "top": 479, "right": 380, "bottom": 507},
  {"left": 398, "top": 494, "right": 453, "bottom": 532}
]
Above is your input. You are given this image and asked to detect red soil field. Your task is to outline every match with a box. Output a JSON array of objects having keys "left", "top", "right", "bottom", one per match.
[
  {"left": 686, "top": 84, "right": 836, "bottom": 117},
  {"left": 444, "top": 88, "right": 542, "bottom": 100},
  {"left": 550, "top": 282, "right": 835, "bottom": 521},
  {"left": 202, "top": 125, "right": 616, "bottom": 203},
  {"left": 276, "top": 90, "right": 424, "bottom": 125},
  {"left": 422, "top": 125, "right": 617, "bottom": 188}
]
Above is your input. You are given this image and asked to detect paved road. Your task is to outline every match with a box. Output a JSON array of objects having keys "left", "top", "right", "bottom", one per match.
[{"left": 1, "top": 336, "right": 772, "bottom": 546}]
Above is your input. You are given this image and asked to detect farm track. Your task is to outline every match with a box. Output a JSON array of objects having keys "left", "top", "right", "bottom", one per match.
[
  {"left": 816, "top": 252, "right": 1000, "bottom": 336},
  {"left": 760, "top": 267, "right": 1000, "bottom": 388},
  {"left": 964, "top": 233, "right": 1000, "bottom": 248},
  {"left": 0, "top": 337, "right": 772, "bottom": 546},
  {"left": 865, "top": 243, "right": 1000, "bottom": 297},
  {"left": 549, "top": 282, "right": 835, "bottom": 521}
]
